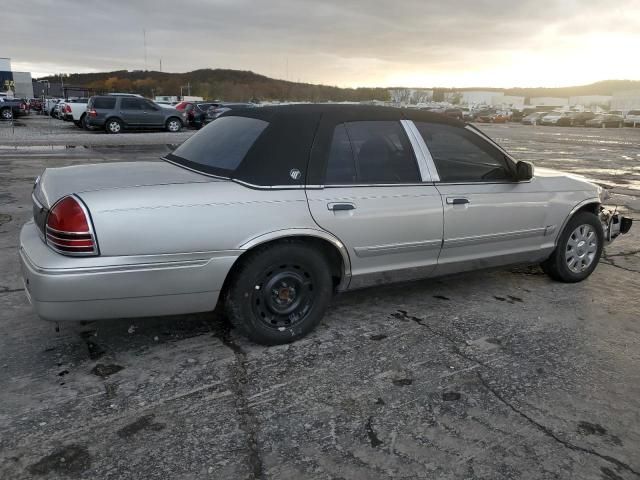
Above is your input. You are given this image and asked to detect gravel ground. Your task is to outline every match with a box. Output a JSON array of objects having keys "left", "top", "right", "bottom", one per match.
[{"left": 0, "top": 120, "right": 639, "bottom": 480}]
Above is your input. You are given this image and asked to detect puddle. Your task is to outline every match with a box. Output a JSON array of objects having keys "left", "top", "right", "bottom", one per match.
[
  {"left": 27, "top": 444, "right": 91, "bottom": 476},
  {"left": 91, "top": 363, "right": 124, "bottom": 378},
  {"left": 442, "top": 391, "right": 461, "bottom": 401}
]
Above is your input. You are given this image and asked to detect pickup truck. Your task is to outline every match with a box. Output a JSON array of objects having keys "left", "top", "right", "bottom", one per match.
[
  {"left": 59, "top": 98, "right": 89, "bottom": 128},
  {"left": 0, "top": 97, "right": 28, "bottom": 120}
]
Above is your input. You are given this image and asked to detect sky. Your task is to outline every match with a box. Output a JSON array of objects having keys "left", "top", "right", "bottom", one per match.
[{"left": 3, "top": 0, "right": 640, "bottom": 88}]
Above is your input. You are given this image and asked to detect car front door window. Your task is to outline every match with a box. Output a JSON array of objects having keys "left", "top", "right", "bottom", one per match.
[{"left": 414, "top": 122, "right": 512, "bottom": 182}]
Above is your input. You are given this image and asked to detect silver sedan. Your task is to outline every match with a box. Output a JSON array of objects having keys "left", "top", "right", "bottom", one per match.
[{"left": 19, "top": 105, "right": 632, "bottom": 344}]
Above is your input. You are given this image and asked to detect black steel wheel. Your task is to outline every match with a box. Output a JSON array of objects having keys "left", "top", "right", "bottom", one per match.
[{"left": 225, "top": 241, "right": 333, "bottom": 345}]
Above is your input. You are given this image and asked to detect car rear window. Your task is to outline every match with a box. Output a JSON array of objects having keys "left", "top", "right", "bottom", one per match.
[
  {"left": 166, "top": 116, "right": 269, "bottom": 176},
  {"left": 92, "top": 97, "right": 116, "bottom": 109}
]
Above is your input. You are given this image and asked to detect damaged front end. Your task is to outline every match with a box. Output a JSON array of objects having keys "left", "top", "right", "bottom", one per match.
[{"left": 600, "top": 207, "right": 633, "bottom": 242}]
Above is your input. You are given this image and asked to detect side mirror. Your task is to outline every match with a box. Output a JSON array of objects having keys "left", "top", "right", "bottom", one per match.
[{"left": 515, "top": 161, "right": 534, "bottom": 181}]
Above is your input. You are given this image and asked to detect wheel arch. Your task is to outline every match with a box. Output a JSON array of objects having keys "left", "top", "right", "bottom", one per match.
[
  {"left": 226, "top": 229, "right": 352, "bottom": 293},
  {"left": 105, "top": 116, "right": 124, "bottom": 125},
  {"left": 555, "top": 198, "right": 601, "bottom": 247}
]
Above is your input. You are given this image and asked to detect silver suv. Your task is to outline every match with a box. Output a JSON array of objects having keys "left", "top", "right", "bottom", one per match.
[
  {"left": 20, "top": 105, "right": 631, "bottom": 344},
  {"left": 86, "top": 95, "right": 186, "bottom": 133}
]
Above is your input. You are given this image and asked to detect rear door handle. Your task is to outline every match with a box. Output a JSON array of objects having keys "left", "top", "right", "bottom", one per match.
[
  {"left": 328, "top": 202, "right": 356, "bottom": 211},
  {"left": 446, "top": 197, "right": 470, "bottom": 205}
]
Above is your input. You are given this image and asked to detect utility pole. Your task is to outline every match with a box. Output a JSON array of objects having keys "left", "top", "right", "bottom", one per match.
[
  {"left": 143, "top": 28, "right": 148, "bottom": 70},
  {"left": 159, "top": 58, "right": 162, "bottom": 72}
]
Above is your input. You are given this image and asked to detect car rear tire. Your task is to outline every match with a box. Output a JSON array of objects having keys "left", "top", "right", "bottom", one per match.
[
  {"left": 105, "top": 118, "right": 123, "bottom": 134},
  {"left": 225, "top": 241, "right": 333, "bottom": 345},
  {"left": 166, "top": 117, "right": 182, "bottom": 132},
  {"left": 1, "top": 108, "right": 13, "bottom": 120},
  {"left": 541, "top": 211, "right": 604, "bottom": 283}
]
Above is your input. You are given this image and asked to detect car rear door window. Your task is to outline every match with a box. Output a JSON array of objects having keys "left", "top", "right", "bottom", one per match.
[
  {"left": 166, "top": 115, "right": 269, "bottom": 174},
  {"left": 92, "top": 97, "right": 116, "bottom": 109},
  {"left": 414, "top": 122, "right": 511, "bottom": 182},
  {"left": 121, "top": 98, "right": 144, "bottom": 110},
  {"left": 325, "top": 121, "right": 420, "bottom": 184}
]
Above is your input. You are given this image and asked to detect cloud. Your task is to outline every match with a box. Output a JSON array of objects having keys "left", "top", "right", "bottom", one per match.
[{"left": 3, "top": 0, "right": 640, "bottom": 87}]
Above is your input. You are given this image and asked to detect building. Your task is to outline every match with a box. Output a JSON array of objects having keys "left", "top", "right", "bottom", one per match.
[
  {"left": 530, "top": 97, "right": 569, "bottom": 107},
  {"left": 0, "top": 57, "right": 34, "bottom": 98},
  {"left": 388, "top": 88, "right": 433, "bottom": 105},
  {"left": 611, "top": 90, "right": 640, "bottom": 112},
  {"left": 461, "top": 91, "right": 503, "bottom": 106},
  {"left": 569, "top": 95, "right": 611, "bottom": 109},
  {"left": 491, "top": 95, "right": 525, "bottom": 109}
]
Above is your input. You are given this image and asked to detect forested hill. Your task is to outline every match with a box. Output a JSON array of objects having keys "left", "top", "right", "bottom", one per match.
[
  {"left": 38, "top": 69, "right": 640, "bottom": 101},
  {"left": 38, "top": 69, "right": 390, "bottom": 102}
]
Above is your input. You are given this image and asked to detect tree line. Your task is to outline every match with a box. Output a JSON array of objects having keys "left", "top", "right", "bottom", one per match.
[{"left": 40, "top": 69, "right": 391, "bottom": 102}]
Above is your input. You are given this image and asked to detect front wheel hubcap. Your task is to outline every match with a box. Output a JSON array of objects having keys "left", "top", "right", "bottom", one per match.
[{"left": 565, "top": 224, "right": 598, "bottom": 273}]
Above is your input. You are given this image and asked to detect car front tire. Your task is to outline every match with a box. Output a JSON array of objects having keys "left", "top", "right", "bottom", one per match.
[
  {"left": 542, "top": 211, "right": 604, "bottom": 283},
  {"left": 166, "top": 117, "right": 182, "bottom": 132},
  {"left": 1, "top": 108, "right": 13, "bottom": 120},
  {"left": 225, "top": 241, "right": 333, "bottom": 345}
]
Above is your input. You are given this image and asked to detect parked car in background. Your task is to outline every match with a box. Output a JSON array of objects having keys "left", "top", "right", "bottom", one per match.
[
  {"left": 60, "top": 98, "right": 90, "bottom": 128},
  {"left": 509, "top": 110, "right": 524, "bottom": 122},
  {"left": 473, "top": 109, "right": 495, "bottom": 123},
  {"left": 85, "top": 96, "right": 186, "bottom": 133},
  {"left": 489, "top": 111, "right": 510, "bottom": 123},
  {"left": 521, "top": 112, "right": 547, "bottom": 125},
  {"left": 184, "top": 102, "right": 221, "bottom": 128},
  {"left": 204, "top": 102, "right": 256, "bottom": 124},
  {"left": 51, "top": 101, "right": 64, "bottom": 119},
  {"left": 443, "top": 108, "right": 464, "bottom": 120},
  {"left": 558, "top": 111, "right": 596, "bottom": 127},
  {"left": 540, "top": 111, "right": 571, "bottom": 126},
  {"left": 0, "top": 97, "right": 28, "bottom": 120},
  {"left": 623, "top": 110, "right": 640, "bottom": 127},
  {"left": 19, "top": 105, "right": 631, "bottom": 345},
  {"left": 29, "top": 98, "right": 43, "bottom": 112},
  {"left": 609, "top": 110, "right": 624, "bottom": 117},
  {"left": 585, "top": 114, "right": 624, "bottom": 128}
]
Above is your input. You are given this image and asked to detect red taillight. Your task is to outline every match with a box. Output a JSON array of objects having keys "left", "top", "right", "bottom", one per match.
[
  {"left": 64, "top": 104, "right": 72, "bottom": 113},
  {"left": 46, "top": 196, "right": 98, "bottom": 256},
  {"left": 88, "top": 109, "right": 97, "bottom": 117}
]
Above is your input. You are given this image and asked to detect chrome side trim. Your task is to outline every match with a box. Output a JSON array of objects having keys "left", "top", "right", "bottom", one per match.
[
  {"left": 402, "top": 120, "right": 440, "bottom": 182},
  {"left": 444, "top": 227, "right": 546, "bottom": 248},
  {"left": 400, "top": 119, "right": 433, "bottom": 182},
  {"left": 354, "top": 239, "right": 442, "bottom": 258},
  {"left": 31, "top": 191, "right": 44, "bottom": 210},
  {"left": 239, "top": 228, "right": 352, "bottom": 291}
]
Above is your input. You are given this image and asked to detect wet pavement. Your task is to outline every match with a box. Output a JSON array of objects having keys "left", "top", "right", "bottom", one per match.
[{"left": 0, "top": 123, "right": 639, "bottom": 479}]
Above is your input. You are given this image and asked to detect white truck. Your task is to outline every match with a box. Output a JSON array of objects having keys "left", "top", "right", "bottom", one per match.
[{"left": 59, "top": 98, "right": 89, "bottom": 128}]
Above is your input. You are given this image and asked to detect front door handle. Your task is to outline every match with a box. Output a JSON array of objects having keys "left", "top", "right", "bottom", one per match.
[
  {"left": 328, "top": 202, "right": 356, "bottom": 211},
  {"left": 446, "top": 197, "right": 470, "bottom": 205}
]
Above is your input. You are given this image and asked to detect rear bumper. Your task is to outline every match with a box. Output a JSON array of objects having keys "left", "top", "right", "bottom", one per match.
[
  {"left": 86, "top": 117, "right": 105, "bottom": 128},
  {"left": 19, "top": 221, "right": 240, "bottom": 322}
]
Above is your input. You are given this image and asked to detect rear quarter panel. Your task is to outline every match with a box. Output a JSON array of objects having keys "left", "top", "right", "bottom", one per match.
[{"left": 79, "top": 182, "right": 318, "bottom": 256}]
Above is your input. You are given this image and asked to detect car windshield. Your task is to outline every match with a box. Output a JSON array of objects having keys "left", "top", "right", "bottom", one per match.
[{"left": 165, "top": 115, "right": 269, "bottom": 177}]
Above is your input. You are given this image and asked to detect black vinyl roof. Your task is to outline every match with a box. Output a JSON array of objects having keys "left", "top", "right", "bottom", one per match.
[
  {"left": 221, "top": 103, "right": 465, "bottom": 127},
  {"left": 168, "top": 104, "right": 467, "bottom": 187}
]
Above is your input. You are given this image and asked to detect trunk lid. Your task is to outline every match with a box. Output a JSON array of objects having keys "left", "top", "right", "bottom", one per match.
[
  {"left": 32, "top": 160, "right": 221, "bottom": 237},
  {"left": 34, "top": 160, "right": 217, "bottom": 208}
]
